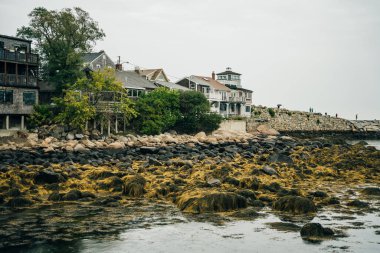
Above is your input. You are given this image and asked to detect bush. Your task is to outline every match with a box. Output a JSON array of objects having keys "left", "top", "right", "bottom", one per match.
[
  {"left": 174, "top": 91, "right": 221, "bottom": 134},
  {"left": 199, "top": 113, "right": 223, "bottom": 133},
  {"left": 27, "top": 104, "right": 56, "bottom": 129},
  {"left": 268, "top": 108, "right": 275, "bottom": 117},
  {"left": 134, "top": 87, "right": 180, "bottom": 135}
]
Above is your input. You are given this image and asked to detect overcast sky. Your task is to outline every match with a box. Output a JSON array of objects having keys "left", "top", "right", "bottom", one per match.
[{"left": 1, "top": 0, "right": 379, "bottom": 120}]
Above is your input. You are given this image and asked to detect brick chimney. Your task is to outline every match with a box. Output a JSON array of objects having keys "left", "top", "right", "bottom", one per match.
[
  {"left": 212, "top": 71, "right": 215, "bottom": 80},
  {"left": 115, "top": 63, "right": 123, "bottom": 71}
]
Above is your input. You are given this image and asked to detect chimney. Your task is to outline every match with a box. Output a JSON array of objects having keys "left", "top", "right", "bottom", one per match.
[
  {"left": 115, "top": 63, "right": 123, "bottom": 71},
  {"left": 212, "top": 71, "right": 215, "bottom": 80},
  {"left": 135, "top": 66, "right": 140, "bottom": 74}
]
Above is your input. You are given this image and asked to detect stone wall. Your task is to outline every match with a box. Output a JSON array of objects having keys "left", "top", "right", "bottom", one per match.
[
  {"left": 218, "top": 120, "right": 246, "bottom": 132},
  {"left": 247, "top": 106, "right": 357, "bottom": 133}
]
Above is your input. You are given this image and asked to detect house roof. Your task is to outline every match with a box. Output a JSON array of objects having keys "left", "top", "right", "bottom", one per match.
[
  {"left": 138, "top": 68, "right": 170, "bottom": 82},
  {"left": 216, "top": 68, "right": 241, "bottom": 76},
  {"left": 0, "top": 34, "right": 32, "bottom": 43},
  {"left": 82, "top": 51, "right": 104, "bottom": 64},
  {"left": 115, "top": 70, "right": 157, "bottom": 90},
  {"left": 154, "top": 80, "right": 189, "bottom": 91},
  {"left": 193, "top": 76, "right": 231, "bottom": 91}
]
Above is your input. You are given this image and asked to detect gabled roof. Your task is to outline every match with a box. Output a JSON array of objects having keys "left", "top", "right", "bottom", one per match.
[
  {"left": 0, "top": 34, "right": 32, "bottom": 43},
  {"left": 154, "top": 80, "right": 189, "bottom": 91},
  {"left": 138, "top": 68, "right": 170, "bottom": 82},
  {"left": 193, "top": 76, "right": 231, "bottom": 91},
  {"left": 115, "top": 70, "right": 157, "bottom": 90},
  {"left": 82, "top": 51, "right": 104, "bottom": 64}
]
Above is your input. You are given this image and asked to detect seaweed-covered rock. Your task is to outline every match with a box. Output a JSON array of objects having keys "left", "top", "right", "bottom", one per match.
[
  {"left": 235, "top": 189, "right": 257, "bottom": 200},
  {"left": 34, "top": 169, "right": 65, "bottom": 184},
  {"left": 98, "top": 176, "right": 124, "bottom": 192},
  {"left": 273, "top": 196, "right": 316, "bottom": 214},
  {"left": 6, "top": 197, "right": 33, "bottom": 207},
  {"left": 48, "top": 192, "right": 64, "bottom": 201},
  {"left": 262, "top": 165, "right": 278, "bottom": 176},
  {"left": 123, "top": 175, "right": 146, "bottom": 197},
  {"left": 177, "top": 190, "right": 247, "bottom": 213},
  {"left": 300, "top": 223, "right": 334, "bottom": 239},
  {"left": 62, "top": 190, "right": 82, "bottom": 201},
  {"left": 347, "top": 200, "right": 369, "bottom": 208},
  {"left": 361, "top": 187, "right": 380, "bottom": 196}
]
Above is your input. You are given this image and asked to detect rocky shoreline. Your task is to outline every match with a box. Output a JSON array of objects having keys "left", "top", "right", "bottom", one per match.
[{"left": 0, "top": 129, "right": 379, "bottom": 249}]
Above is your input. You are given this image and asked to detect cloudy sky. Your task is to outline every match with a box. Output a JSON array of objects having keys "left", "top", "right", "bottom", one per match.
[{"left": 1, "top": 0, "right": 379, "bottom": 119}]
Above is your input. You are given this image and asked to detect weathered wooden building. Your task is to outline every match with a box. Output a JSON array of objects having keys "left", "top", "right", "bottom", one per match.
[{"left": 0, "top": 35, "right": 39, "bottom": 131}]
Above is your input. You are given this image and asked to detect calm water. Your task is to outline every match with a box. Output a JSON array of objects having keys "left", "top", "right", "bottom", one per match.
[{"left": 9, "top": 202, "right": 380, "bottom": 253}]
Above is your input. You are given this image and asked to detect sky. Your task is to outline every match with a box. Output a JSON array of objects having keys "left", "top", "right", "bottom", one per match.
[{"left": 1, "top": 0, "right": 379, "bottom": 120}]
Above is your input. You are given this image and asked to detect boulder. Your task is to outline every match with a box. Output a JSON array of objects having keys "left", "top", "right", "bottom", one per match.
[
  {"left": 123, "top": 175, "right": 146, "bottom": 197},
  {"left": 300, "top": 223, "right": 334, "bottom": 239},
  {"left": 177, "top": 190, "right": 247, "bottom": 213},
  {"left": 108, "top": 141, "right": 125, "bottom": 149},
  {"left": 273, "top": 196, "right": 316, "bottom": 214},
  {"left": 268, "top": 153, "right": 293, "bottom": 164},
  {"left": 6, "top": 197, "right": 33, "bottom": 207},
  {"left": 195, "top": 132, "right": 206, "bottom": 139},
  {"left": 48, "top": 192, "right": 64, "bottom": 201},
  {"left": 34, "top": 170, "right": 65, "bottom": 184},
  {"left": 75, "top": 134, "right": 84, "bottom": 140},
  {"left": 347, "top": 200, "right": 369, "bottom": 208},
  {"left": 62, "top": 190, "right": 82, "bottom": 201},
  {"left": 140, "top": 146, "right": 158, "bottom": 154},
  {"left": 66, "top": 133, "right": 75, "bottom": 140},
  {"left": 262, "top": 165, "right": 278, "bottom": 176},
  {"left": 207, "top": 178, "right": 222, "bottom": 187},
  {"left": 361, "top": 187, "right": 380, "bottom": 196},
  {"left": 74, "top": 144, "right": 88, "bottom": 152}
]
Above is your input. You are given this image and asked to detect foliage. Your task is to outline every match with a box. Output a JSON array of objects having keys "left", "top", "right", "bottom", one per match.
[
  {"left": 199, "top": 113, "right": 223, "bottom": 133},
  {"left": 268, "top": 108, "right": 275, "bottom": 118},
  {"left": 54, "top": 90, "right": 96, "bottom": 130},
  {"left": 54, "top": 69, "right": 137, "bottom": 131},
  {"left": 17, "top": 7, "right": 105, "bottom": 94},
  {"left": 27, "top": 104, "right": 56, "bottom": 129},
  {"left": 175, "top": 90, "right": 221, "bottom": 134},
  {"left": 134, "top": 87, "right": 180, "bottom": 135}
]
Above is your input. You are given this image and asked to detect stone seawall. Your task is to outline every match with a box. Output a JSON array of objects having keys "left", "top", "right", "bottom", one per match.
[{"left": 247, "top": 107, "right": 380, "bottom": 136}]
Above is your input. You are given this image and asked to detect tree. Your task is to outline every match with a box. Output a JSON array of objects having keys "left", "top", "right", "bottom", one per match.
[
  {"left": 175, "top": 90, "right": 222, "bottom": 134},
  {"left": 17, "top": 7, "right": 105, "bottom": 94},
  {"left": 54, "top": 69, "right": 137, "bottom": 131},
  {"left": 134, "top": 87, "right": 180, "bottom": 135}
]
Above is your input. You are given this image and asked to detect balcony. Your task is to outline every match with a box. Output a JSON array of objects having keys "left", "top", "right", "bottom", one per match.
[
  {"left": 229, "top": 96, "right": 246, "bottom": 103},
  {"left": 0, "top": 73, "right": 37, "bottom": 87},
  {"left": 0, "top": 49, "right": 38, "bottom": 65}
]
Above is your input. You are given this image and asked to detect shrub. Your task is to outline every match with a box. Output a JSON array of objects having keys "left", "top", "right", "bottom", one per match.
[
  {"left": 133, "top": 87, "right": 180, "bottom": 135},
  {"left": 316, "top": 119, "right": 321, "bottom": 125},
  {"left": 268, "top": 108, "right": 275, "bottom": 117},
  {"left": 27, "top": 104, "right": 56, "bottom": 129},
  {"left": 175, "top": 91, "right": 221, "bottom": 134}
]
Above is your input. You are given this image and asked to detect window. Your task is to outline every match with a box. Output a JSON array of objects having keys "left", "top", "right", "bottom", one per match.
[
  {"left": 246, "top": 106, "right": 251, "bottom": 113},
  {"left": 0, "top": 90, "right": 13, "bottom": 104},
  {"left": 23, "top": 91, "right": 36, "bottom": 105}
]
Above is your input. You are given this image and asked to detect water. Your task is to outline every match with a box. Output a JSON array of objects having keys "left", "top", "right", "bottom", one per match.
[
  {"left": 346, "top": 140, "right": 380, "bottom": 150},
  {"left": 5, "top": 202, "right": 380, "bottom": 253}
]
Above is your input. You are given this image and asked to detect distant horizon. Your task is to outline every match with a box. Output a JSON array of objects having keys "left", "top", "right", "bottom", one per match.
[{"left": 1, "top": 0, "right": 379, "bottom": 120}]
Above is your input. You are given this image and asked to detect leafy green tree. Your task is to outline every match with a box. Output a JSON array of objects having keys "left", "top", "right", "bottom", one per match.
[
  {"left": 17, "top": 7, "right": 105, "bottom": 94},
  {"left": 175, "top": 90, "right": 222, "bottom": 134},
  {"left": 55, "top": 69, "right": 137, "bottom": 131},
  {"left": 134, "top": 87, "right": 180, "bottom": 135}
]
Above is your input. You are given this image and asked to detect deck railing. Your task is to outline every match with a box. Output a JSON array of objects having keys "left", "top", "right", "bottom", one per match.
[{"left": 0, "top": 49, "right": 38, "bottom": 64}]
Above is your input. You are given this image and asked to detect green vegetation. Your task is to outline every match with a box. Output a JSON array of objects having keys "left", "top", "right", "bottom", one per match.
[
  {"left": 175, "top": 91, "right": 222, "bottom": 134},
  {"left": 27, "top": 104, "right": 56, "bottom": 129},
  {"left": 134, "top": 88, "right": 180, "bottom": 135},
  {"left": 54, "top": 69, "right": 137, "bottom": 131},
  {"left": 268, "top": 108, "right": 276, "bottom": 118},
  {"left": 17, "top": 7, "right": 105, "bottom": 94}
]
